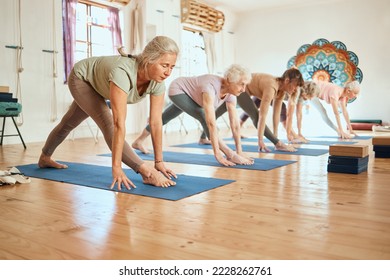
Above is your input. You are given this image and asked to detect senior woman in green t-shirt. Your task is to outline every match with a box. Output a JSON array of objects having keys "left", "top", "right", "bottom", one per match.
[{"left": 38, "top": 36, "right": 179, "bottom": 189}]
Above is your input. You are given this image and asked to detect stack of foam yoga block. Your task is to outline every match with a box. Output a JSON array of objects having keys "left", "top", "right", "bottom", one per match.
[
  {"left": 327, "top": 144, "right": 369, "bottom": 174},
  {"left": 372, "top": 137, "right": 390, "bottom": 158}
]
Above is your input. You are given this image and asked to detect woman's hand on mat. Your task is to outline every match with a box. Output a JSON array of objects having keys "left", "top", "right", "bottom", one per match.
[
  {"left": 297, "top": 134, "right": 309, "bottom": 143},
  {"left": 287, "top": 133, "right": 295, "bottom": 143},
  {"left": 229, "top": 152, "right": 254, "bottom": 165},
  {"left": 145, "top": 168, "right": 176, "bottom": 187},
  {"left": 216, "top": 152, "right": 236, "bottom": 166},
  {"left": 288, "top": 136, "right": 308, "bottom": 144},
  {"left": 258, "top": 141, "right": 271, "bottom": 153},
  {"left": 154, "top": 161, "right": 177, "bottom": 180},
  {"left": 349, "top": 130, "right": 358, "bottom": 138},
  {"left": 339, "top": 130, "right": 353, "bottom": 139},
  {"left": 110, "top": 167, "right": 136, "bottom": 190},
  {"left": 238, "top": 151, "right": 255, "bottom": 162}
]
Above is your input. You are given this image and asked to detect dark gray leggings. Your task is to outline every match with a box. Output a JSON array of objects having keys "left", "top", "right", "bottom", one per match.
[
  {"left": 145, "top": 93, "right": 213, "bottom": 139},
  {"left": 41, "top": 70, "right": 143, "bottom": 171},
  {"left": 200, "top": 91, "right": 279, "bottom": 144}
]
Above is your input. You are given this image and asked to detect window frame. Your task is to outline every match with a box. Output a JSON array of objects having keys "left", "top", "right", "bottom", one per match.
[{"left": 75, "top": 0, "right": 115, "bottom": 62}]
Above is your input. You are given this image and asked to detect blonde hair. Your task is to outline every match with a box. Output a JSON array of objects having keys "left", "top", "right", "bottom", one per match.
[
  {"left": 118, "top": 36, "right": 179, "bottom": 69},
  {"left": 224, "top": 64, "right": 252, "bottom": 84},
  {"left": 302, "top": 81, "right": 320, "bottom": 97},
  {"left": 290, "top": 81, "right": 320, "bottom": 104}
]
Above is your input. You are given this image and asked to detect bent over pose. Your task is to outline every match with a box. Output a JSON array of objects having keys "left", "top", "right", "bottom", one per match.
[
  {"left": 39, "top": 36, "right": 179, "bottom": 189},
  {"left": 132, "top": 64, "right": 254, "bottom": 166}
]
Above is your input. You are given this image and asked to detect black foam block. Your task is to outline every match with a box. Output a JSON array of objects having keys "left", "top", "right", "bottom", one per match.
[
  {"left": 327, "top": 163, "right": 368, "bottom": 174},
  {"left": 373, "top": 145, "right": 390, "bottom": 152},
  {"left": 374, "top": 151, "right": 390, "bottom": 158},
  {"left": 328, "top": 155, "right": 369, "bottom": 167}
]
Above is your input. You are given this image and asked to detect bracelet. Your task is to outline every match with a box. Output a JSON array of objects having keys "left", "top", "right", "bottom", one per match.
[{"left": 155, "top": 160, "right": 163, "bottom": 164}]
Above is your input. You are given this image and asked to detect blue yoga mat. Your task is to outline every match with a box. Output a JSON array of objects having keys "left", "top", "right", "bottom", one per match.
[
  {"left": 15, "top": 162, "right": 235, "bottom": 201},
  {"left": 223, "top": 137, "right": 357, "bottom": 146},
  {"left": 172, "top": 143, "right": 328, "bottom": 156},
  {"left": 99, "top": 150, "right": 296, "bottom": 171}
]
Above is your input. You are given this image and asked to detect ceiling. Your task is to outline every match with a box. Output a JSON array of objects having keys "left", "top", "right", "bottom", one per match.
[{"left": 200, "top": 0, "right": 327, "bottom": 13}]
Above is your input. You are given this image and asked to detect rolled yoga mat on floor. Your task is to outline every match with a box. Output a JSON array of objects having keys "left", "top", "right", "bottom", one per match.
[
  {"left": 172, "top": 143, "right": 328, "bottom": 156},
  {"left": 351, "top": 119, "right": 382, "bottom": 124},
  {"left": 15, "top": 162, "right": 235, "bottom": 201},
  {"left": 99, "top": 150, "right": 297, "bottom": 171},
  {"left": 350, "top": 123, "right": 379, "bottom": 131},
  {"left": 350, "top": 117, "right": 382, "bottom": 130}
]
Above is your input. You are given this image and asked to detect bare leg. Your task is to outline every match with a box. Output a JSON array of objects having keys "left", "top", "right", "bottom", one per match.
[
  {"left": 39, "top": 100, "right": 89, "bottom": 169},
  {"left": 132, "top": 128, "right": 151, "bottom": 154}
]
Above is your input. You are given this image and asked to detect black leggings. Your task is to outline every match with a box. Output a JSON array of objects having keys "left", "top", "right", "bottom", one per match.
[
  {"left": 200, "top": 92, "right": 280, "bottom": 145},
  {"left": 145, "top": 93, "right": 213, "bottom": 139},
  {"left": 240, "top": 97, "right": 287, "bottom": 123}
]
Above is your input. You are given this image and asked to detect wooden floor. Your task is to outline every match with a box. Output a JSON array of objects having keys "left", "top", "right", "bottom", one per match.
[{"left": 1, "top": 127, "right": 390, "bottom": 260}]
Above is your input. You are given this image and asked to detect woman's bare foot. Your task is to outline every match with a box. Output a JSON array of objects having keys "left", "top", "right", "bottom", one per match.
[
  {"left": 140, "top": 167, "right": 176, "bottom": 187},
  {"left": 38, "top": 153, "right": 68, "bottom": 169},
  {"left": 131, "top": 140, "right": 151, "bottom": 154},
  {"left": 198, "top": 138, "right": 212, "bottom": 145}
]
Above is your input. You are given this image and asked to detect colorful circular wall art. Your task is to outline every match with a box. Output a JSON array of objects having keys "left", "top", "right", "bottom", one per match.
[{"left": 287, "top": 38, "right": 363, "bottom": 103}]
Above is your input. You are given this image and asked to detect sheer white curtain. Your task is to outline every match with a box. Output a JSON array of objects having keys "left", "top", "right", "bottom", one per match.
[
  {"left": 128, "top": 0, "right": 147, "bottom": 132},
  {"left": 129, "top": 0, "right": 146, "bottom": 54},
  {"left": 202, "top": 31, "right": 217, "bottom": 74}
]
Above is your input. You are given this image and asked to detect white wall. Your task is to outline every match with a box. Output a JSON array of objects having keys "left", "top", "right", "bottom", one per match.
[
  {"left": 0, "top": 0, "right": 143, "bottom": 145},
  {"left": 0, "top": 0, "right": 71, "bottom": 145},
  {"left": 234, "top": 0, "right": 390, "bottom": 126},
  {"left": 1, "top": 0, "right": 388, "bottom": 146}
]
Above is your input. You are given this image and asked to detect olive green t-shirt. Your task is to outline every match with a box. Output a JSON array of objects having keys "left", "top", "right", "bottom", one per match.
[{"left": 73, "top": 55, "right": 165, "bottom": 104}]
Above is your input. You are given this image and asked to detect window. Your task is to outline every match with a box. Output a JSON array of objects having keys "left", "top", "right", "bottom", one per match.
[
  {"left": 62, "top": 0, "right": 123, "bottom": 81},
  {"left": 180, "top": 29, "right": 208, "bottom": 77},
  {"left": 75, "top": 2, "right": 121, "bottom": 62}
]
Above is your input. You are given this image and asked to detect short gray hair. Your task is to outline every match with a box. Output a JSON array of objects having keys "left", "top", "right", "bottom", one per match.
[
  {"left": 224, "top": 64, "right": 252, "bottom": 84},
  {"left": 345, "top": 80, "right": 361, "bottom": 95}
]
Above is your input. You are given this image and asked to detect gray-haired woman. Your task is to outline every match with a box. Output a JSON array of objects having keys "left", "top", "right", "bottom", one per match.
[
  {"left": 39, "top": 36, "right": 179, "bottom": 189},
  {"left": 286, "top": 80, "right": 361, "bottom": 141},
  {"left": 132, "top": 64, "right": 254, "bottom": 166}
]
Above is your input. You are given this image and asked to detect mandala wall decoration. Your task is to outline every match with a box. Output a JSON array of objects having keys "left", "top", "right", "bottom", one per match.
[{"left": 287, "top": 38, "right": 363, "bottom": 103}]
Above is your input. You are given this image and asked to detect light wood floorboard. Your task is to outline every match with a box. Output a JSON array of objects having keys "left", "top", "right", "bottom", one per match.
[{"left": 1, "top": 128, "right": 390, "bottom": 260}]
